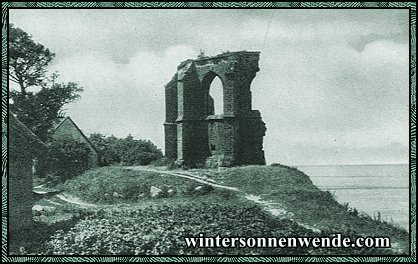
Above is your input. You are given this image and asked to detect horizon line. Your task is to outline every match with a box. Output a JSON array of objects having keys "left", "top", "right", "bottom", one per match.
[{"left": 288, "top": 162, "right": 409, "bottom": 167}]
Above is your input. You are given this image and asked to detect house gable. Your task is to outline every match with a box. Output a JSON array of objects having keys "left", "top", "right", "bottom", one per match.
[
  {"left": 52, "top": 117, "right": 97, "bottom": 153},
  {"left": 52, "top": 116, "right": 98, "bottom": 167}
]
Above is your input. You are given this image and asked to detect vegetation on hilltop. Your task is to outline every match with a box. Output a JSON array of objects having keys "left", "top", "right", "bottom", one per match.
[
  {"left": 14, "top": 165, "right": 409, "bottom": 255},
  {"left": 44, "top": 201, "right": 392, "bottom": 255},
  {"left": 89, "top": 134, "right": 163, "bottom": 166},
  {"left": 207, "top": 165, "right": 409, "bottom": 252},
  {"left": 63, "top": 167, "right": 210, "bottom": 204}
]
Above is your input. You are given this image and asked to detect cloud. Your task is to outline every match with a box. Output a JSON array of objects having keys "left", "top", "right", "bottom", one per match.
[
  {"left": 126, "top": 45, "right": 197, "bottom": 87},
  {"left": 9, "top": 9, "right": 410, "bottom": 165},
  {"left": 49, "top": 45, "right": 197, "bottom": 150},
  {"left": 253, "top": 36, "right": 408, "bottom": 164}
]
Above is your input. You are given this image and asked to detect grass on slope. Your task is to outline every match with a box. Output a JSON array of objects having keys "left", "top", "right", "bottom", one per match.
[
  {"left": 63, "top": 166, "right": 213, "bottom": 204},
  {"left": 17, "top": 165, "right": 407, "bottom": 255},
  {"left": 207, "top": 164, "right": 409, "bottom": 253},
  {"left": 33, "top": 194, "right": 391, "bottom": 255}
]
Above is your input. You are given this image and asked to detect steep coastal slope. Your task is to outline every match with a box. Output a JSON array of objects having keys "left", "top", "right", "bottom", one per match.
[{"left": 14, "top": 165, "right": 409, "bottom": 255}]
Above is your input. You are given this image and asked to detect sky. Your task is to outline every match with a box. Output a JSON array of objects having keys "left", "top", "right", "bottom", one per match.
[{"left": 9, "top": 9, "right": 410, "bottom": 165}]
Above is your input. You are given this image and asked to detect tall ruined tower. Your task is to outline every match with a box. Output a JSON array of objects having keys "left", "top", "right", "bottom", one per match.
[{"left": 164, "top": 51, "right": 266, "bottom": 167}]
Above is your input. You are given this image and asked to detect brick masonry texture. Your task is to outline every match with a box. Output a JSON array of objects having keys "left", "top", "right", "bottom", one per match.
[{"left": 164, "top": 51, "right": 266, "bottom": 167}]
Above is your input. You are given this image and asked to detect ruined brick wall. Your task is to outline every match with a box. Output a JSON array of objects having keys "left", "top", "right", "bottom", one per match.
[
  {"left": 176, "top": 62, "right": 209, "bottom": 164},
  {"left": 164, "top": 74, "right": 178, "bottom": 160},
  {"left": 164, "top": 51, "right": 266, "bottom": 167}
]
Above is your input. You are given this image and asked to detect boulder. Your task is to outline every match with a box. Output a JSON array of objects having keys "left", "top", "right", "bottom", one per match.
[
  {"left": 192, "top": 185, "right": 214, "bottom": 195},
  {"left": 33, "top": 205, "right": 44, "bottom": 212},
  {"left": 150, "top": 186, "right": 163, "bottom": 198},
  {"left": 167, "top": 189, "right": 175, "bottom": 196},
  {"left": 194, "top": 186, "right": 204, "bottom": 192},
  {"left": 33, "top": 204, "right": 55, "bottom": 212}
]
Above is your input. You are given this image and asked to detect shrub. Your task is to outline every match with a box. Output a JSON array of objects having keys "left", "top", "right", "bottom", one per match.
[
  {"left": 45, "top": 203, "right": 316, "bottom": 255},
  {"left": 89, "top": 134, "right": 120, "bottom": 166},
  {"left": 44, "top": 202, "right": 393, "bottom": 255},
  {"left": 89, "top": 133, "right": 163, "bottom": 166},
  {"left": 39, "top": 138, "right": 91, "bottom": 181}
]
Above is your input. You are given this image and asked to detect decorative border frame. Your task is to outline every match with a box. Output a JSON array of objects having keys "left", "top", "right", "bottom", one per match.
[{"left": 1, "top": 2, "right": 416, "bottom": 262}]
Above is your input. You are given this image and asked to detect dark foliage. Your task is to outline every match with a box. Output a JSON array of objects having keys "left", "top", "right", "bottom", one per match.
[
  {"left": 41, "top": 139, "right": 91, "bottom": 181},
  {"left": 9, "top": 24, "right": 83, "bottom": 141},
  {"left": 89, "top": 134, "right": 163, "bottom": 166},
  {"left": 44, "top": 203, "right": 393, "bottom": 255},
  {"left": 9, "top": 24, "right": 55, "bottom": 92},
  {"left": 10, "top": 82, "right": 83, "bottom": 141}
]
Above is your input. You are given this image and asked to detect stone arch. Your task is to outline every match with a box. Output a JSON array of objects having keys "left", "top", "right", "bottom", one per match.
[
  {"left": 201, "top": 71, "right": 225, "bottom": 116},
  {"left": 164, "top": 51, "right": 266, "bottom": 167}
]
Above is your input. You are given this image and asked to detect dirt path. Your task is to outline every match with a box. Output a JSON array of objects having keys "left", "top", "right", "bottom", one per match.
[
  {"left": 55, "top": 193, "right": 98, "bottom": 207},
  {"left": 33, "top": 166, "right": 323, "bottom": 234},
  {"left": 127, "top": 166, "right": 239, "bottom": 191},
  {"left": 35, "top": 166, "right": 238, "bottom": 210},
  {"left": 126, "top": 166, "right": 321, "bottom": 233},
  {"left": 34, "top": 193, "right": 98, "bottom": 212},
  {"left": 33, "top": 166, "right": 406, "bottom": 254}
]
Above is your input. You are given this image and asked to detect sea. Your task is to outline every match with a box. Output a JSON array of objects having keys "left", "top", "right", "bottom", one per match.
[{"left": 296, "top": 164, "right": 409, "bottom": 231}]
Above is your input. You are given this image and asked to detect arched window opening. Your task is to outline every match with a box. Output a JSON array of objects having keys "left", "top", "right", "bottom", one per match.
[{"left": 209, "top": 76, "right": 224, "bottom": 115}]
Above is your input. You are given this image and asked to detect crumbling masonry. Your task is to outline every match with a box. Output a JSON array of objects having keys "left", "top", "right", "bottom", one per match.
[{"left": 164, "top": 51, "right": 266, "bottom": 167}]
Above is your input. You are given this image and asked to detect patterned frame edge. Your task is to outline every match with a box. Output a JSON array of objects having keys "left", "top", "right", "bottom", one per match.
[{"left": 1, "top": 1, "right": 416, "bottom": 262}]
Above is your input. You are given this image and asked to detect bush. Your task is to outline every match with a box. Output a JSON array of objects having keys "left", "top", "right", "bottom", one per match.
[
  {"left": 89, "top": 133, "right": 163, "bottom": 166},
  {"left": 38, "top": 139, "right": 91, "bottom": 181},
  {"left": 89, "top": 134, "right": 120, "bottom": 166},
  {"left": 44, "top": 201, "right": 393, "bottom": 255},
  {"left": 45, "top": 203, "right": 316, "bottom": 255}
]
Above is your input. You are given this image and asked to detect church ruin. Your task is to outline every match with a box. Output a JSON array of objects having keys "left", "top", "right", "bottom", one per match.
[{"left": 164, "top": 51, "right": 266, "bottom": 167}]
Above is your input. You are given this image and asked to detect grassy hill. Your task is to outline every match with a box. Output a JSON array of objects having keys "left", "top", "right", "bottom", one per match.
[
  {"left": 200, "top": 165, "right": 409, "bottom": 252},
  {"left": 15, "top": 165, "right": 409, "bottom": 255}
]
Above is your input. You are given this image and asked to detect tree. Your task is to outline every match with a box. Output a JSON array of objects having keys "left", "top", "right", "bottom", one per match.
[
  {"left": 89, "top": 133, "right": 163, "bottom": 166},
  {"left": 10, "top": 81, "right": 83, "bottom": 141},
  {"left": 89, "top": 133, "right": 120, "bottom": 166},
  {"left": 9, "top": 24, "right": 55, "bottom": 95},
  {"left": 8, "top": 24, "right": 83, "bottom": 140}
]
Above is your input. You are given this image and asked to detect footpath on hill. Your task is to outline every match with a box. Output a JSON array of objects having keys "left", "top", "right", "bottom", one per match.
[
  {"left": 126, "top": 166, "right": 322, "bottom": 233},
  {"left": 35, "top": 165, "right": 320, "bottom": 233},
  {"left": 33, "top": 165, "right": 409, "bottom": 255},
  {"left": 126, "top": 165, "right": 409, "bottom": 255}
]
